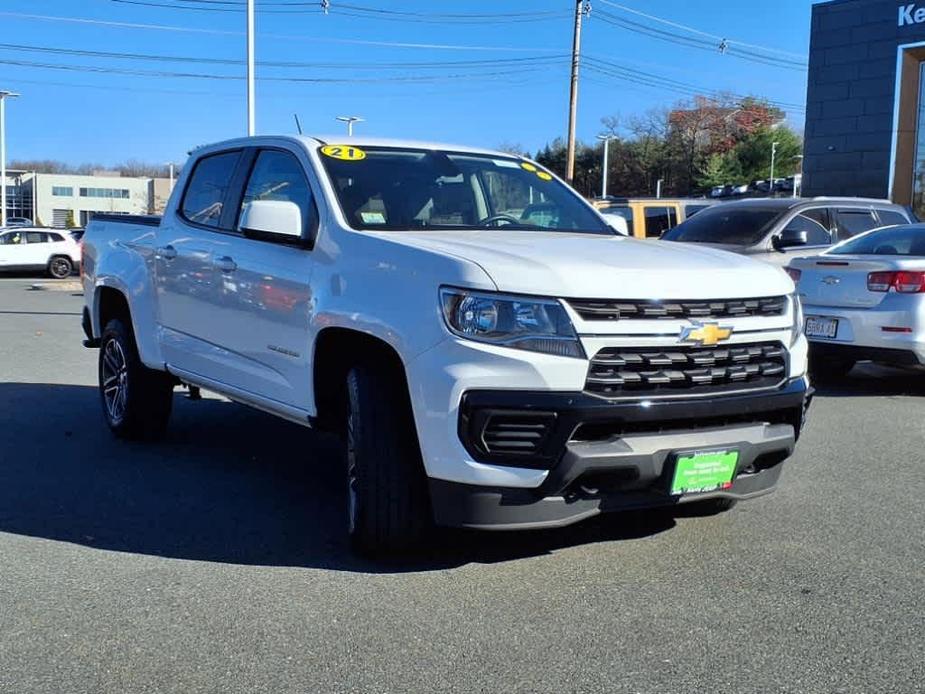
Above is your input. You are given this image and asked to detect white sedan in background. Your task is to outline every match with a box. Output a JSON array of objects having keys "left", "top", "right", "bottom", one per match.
[
  {"left": 790, "top": 224, "right": 925, "bottom": 381},
  {"left": 0, "top": 227, "right": 81, "bottom": 278}
]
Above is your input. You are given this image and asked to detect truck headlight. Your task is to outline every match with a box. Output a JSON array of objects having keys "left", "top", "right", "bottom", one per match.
[
  {"left": 440, "top": 288, "right": 585, "bottom": 359},
  {"left": 790, "top": 293, "right": 804, "bottom": 347}
]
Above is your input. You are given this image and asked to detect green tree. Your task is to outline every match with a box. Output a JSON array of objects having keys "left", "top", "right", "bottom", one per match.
[
  {"left": 697, "top": 151, "right": 743, "bottom": 189},
  {"left": 734, "top": 126, "right": 802, "bottom": 182},
  {"left": 64, "top": 210, "right": 77, "bottom": 229}
]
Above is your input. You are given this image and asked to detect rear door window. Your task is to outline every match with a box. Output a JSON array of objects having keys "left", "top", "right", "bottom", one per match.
[
  {"left": 24, "top": 232, "right": 49, "bottom": 244},
  {"left": 644, "top": 206, "right": 678, "bottom": 238},
  {"left": 835, "top": 209, "right": 879, "bottom": 240},
  {"left": 181, "top": 150, "right": 242, "bottom": 229},
  {"left": 875, "top": 208, "right": 910, "bottom": 227}
]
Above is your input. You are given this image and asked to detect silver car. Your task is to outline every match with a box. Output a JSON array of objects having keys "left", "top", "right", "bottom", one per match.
[
  {"left": 662, "top": 197, "right": 913, "bottom": 265},
  {"left": 790, "top": 224, "right": 925, "bottom": 380}
]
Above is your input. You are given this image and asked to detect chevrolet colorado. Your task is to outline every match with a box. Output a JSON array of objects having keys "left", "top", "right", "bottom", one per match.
[{"left": 81, "top": 136, "right": 811, "bottom": 555}]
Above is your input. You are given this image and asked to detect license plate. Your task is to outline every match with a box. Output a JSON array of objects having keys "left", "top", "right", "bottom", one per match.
[
  {"left": 805, "top": 316, "right": 839, "bottom": 339},
  {"left": 670, "top": 450, "right": 739, "bottom": 496}
]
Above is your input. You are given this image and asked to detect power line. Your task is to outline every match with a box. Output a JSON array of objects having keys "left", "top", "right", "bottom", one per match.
[
  {"left": 593, "top": 8, "right": 807, "bottom": 71},
  {"left": 108, "top": 0, "right": 569, "bottom": 23},
  {"left": 584, "top": 56, "right": 805, "bottom": 114},
  {"left": 0, "top": 42, "right": 568, "bottom": 71},
  {"left": 596, "top": 0, "right": 807, "bottom": 60},
  {"left": 0, "top": 11, "right": 559, "bottom": 52},
  {"left": 0, "top": 56, "right": 566, "bottom": 86}
]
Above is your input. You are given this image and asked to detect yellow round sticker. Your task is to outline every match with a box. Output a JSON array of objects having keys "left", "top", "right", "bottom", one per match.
[
  {"left": 536, "top": 171, "right": 553, "bottom": 181},
  {"left": 321, "top": 145, "right": 367, "bottom": 161},
  {"left": 520, "top": 162, "right": 538, "bottom": 172}
]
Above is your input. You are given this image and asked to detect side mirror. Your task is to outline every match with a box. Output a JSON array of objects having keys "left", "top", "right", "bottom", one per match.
[
  {"left": 239, "top": 200, "right": 304, "bottom": 245},
  {"left": 604, "top": 215, "right": 629, "bottom": 236},
  {"left": 774, "top": 227, "right": 808, "bottom": 251}
]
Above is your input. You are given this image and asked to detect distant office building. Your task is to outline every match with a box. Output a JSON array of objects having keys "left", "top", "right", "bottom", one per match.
[
  {"left": 805, "top": 0, "right": 925, "bottom": 217},
  {"left": 2, "top": 170, "right": 173, "bottom": 227}
]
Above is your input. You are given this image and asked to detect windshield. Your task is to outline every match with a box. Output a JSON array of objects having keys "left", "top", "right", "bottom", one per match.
[
  {"left": 318, "top": 146, "right": 611, "bottom": 234},
  {"left": 661, "top": 206, "right": 782, "bottom": 245},
  {"left": 831, "top": 225, "right": 925, "bottom": 255}
]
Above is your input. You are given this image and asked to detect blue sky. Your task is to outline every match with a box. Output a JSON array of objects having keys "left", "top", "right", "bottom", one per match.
[{"left": 0, "top": 0, "right": 815, "bottom": 167}]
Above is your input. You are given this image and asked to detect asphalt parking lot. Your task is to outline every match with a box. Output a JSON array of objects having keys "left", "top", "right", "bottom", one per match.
[{"left": 1, "top": 277, "right": 923, "bottom": 694}]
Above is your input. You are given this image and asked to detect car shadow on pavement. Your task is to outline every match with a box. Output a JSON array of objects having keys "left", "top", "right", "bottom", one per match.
[
  {"left": 813, "top": 363, "right": 925, "bottom": 398},
  {"left": 0, "top": 383, "right": 676, "bottom": 573}
]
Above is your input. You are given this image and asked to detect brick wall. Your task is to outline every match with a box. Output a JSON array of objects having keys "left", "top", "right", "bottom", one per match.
[{"left": 804, "top": 0, "right": 925, "bottom": 197}]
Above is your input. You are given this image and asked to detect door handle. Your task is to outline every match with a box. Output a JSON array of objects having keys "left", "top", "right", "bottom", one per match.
[
  {"left": 156, "top": 245, "right": 177, "bottom": 260},
  {"left": 214, "top": 256, "right": 237, "bottom": 273}
]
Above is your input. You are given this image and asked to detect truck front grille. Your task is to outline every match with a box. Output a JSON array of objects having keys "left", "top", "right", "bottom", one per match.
[
  {"left": 585, "top": 342, "right": 787, "bottom": 398},
  {"left": 568, "top": 296, "right": 786, "bottom": 321}
]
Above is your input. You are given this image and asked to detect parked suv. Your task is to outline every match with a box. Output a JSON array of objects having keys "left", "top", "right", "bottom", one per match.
[
  {"left": 662, "top": 198, "right": 913, "bottom": 265},
  {"left": 0, "top": 227, "right": 81, "bottom": 277},
  {"left": 80, "top": 135, "right": 811, "bottom": 555}
]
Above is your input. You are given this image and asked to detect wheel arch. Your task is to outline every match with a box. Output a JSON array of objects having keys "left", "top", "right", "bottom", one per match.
[
  {"left": 92, "top": 279, "right": 164, "bottom": 369},
  {"left": 312, "top": 327, "right": 411, "bottom": 432}
]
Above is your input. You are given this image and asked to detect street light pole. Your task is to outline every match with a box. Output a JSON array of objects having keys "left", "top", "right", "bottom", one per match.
[
  {"left": 246, "top": 0, "right": 255, "bottom": 136},
  {"left": 335, "top": 116, "right": 364, "bottom": 137},
  {"left": 0, "top": 91, "right": 20, "bottom": 228},
  {"left": 769, "top": 141, "right": 779, "bottom": 196},
  {"left": 596, "top": 135, "right": 613, "bottom": 199}
]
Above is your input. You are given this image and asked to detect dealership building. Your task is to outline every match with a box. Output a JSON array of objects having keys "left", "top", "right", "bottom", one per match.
[
  {"left": 804, "top": 0, "right": 925, "bottom": 216},
  {"left": 2, "top": 171, "right": 173, "bottom": 227}
]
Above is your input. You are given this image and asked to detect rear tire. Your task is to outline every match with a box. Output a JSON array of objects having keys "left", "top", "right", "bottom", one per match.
[
  {"left": 47, "top": 256, "right": 73, "bottom": 279},
  {"left": 99, "top": 318, "right": 174, "bottom": 440},
  {"left": 345, "top": 363, "right": 432, "bottom": 556},
  {"left": 809, "top": 353, "right": 855, "bottom": 383}
]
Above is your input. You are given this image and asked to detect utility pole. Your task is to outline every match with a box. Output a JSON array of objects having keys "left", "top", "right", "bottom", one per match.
[
  {"left": 246, "top": 0, "right": 256, "bottom": 136},
  {"left": 566, "top": 1, "right": 588, "bottom": 184},
  {"left": 336, "top": 116, "right": 364, "bottom": 137},
  {"left": 0, "top": 91, "right": 20, "bottom": 228},
  {"left": 769, "top": 141, "right": 779, "bottom": 196},
  {"left": 596, "top": 134, "right": 614, "bottom": 199}
]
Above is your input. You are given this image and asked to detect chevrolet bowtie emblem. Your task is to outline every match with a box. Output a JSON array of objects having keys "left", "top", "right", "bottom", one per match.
[{"left": 680, "top": 322, "right": 733, "bottom": 346}]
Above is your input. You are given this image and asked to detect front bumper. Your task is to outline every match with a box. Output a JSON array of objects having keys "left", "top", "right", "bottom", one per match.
[{"left": 432, "top": 377, "right": 811, "bottom": 530}]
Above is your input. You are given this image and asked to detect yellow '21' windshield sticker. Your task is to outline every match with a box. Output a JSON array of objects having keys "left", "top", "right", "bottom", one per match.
[
  {"left": 536, "top": 171, "right": 553, "bottom": 181},
  {"left": 520, "top": 162, "right": 538, "bottom": 172},
  {"left": 321, "top": 145, "right": 367, "bottom": 161}
]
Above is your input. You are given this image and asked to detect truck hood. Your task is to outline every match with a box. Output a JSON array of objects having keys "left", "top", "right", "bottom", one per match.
[{"left": 375, "top": 230, "right": 792, "bottom": 299}]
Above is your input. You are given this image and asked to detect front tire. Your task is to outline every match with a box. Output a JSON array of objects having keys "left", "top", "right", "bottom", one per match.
[
  {"left": 47, "top": 256, "right": 73, "bottom": 279},
  {"left": 99, "top": 318, "right": 174, "bottom": 440},
  {"left": 345, "top": 363, "right": 432, "bottom": 556}
]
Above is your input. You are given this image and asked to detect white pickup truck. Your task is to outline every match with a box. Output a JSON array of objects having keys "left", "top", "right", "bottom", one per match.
[{"left": 81, "top": 135, "right": 811, "bottom": 555}]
